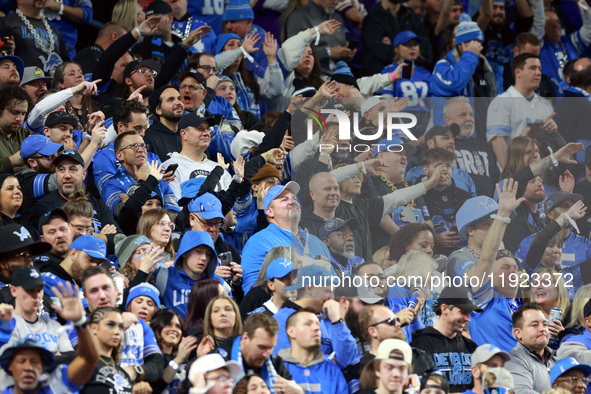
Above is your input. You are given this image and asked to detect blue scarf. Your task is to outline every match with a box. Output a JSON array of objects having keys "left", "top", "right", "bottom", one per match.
[{"left": 230, "top": 336, "right": 278, "bottom": 393}]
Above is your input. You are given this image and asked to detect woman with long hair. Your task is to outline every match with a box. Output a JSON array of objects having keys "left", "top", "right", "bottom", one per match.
[
  {"left": 137, "top": 208, "right": 175, "bottom": 262},
  {"left": 83, "top": 307, "right": 151, "bottom": 393},
  {"left": 115, "top": 234, "right": 162, "bottom": 282},
  {"left": 183, "top": 279, "right": 225, "bottom": 337},
  {"left": 52, "top": 61, "right": 99, "bottom": 131},
  {"left": 112, "top": 0, "right": 145, "bottom": 32},
  {"left": 217, "top": 32, "right": 283, "bottom": 118},
  {"left": 499, "top": 136, "right": 540, "bottom": 180},
  {"left": 203, "top": 295, "right": 243, "bottom": 348}
]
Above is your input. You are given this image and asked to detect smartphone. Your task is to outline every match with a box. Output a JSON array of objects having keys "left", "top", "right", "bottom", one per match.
[
  {"left": 219, "top": 252, "right": 232, "bottom": 266},
  {"left": 401, "top": 59, "right": 413, "bottom": 80},
  {"left": 101, "top": 260, "right": 113, "bottom": 269},
  {"left": 166, "top": 163, "right": 179, "bottom": 174}
]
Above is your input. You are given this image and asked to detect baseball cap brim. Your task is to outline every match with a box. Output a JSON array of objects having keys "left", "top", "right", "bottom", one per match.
[
  {"left": 82, "top": 249, "right": 110, "bottom": 262},
  {"left": 19, "top": 277, "right": 44, "bottom": 291},
  {"left": 264, "top": 181, "right": 300, "bottom": 211},
  {"left": 199, "top": 209, "right": 225, "bottom": 221},
  {"left": 37, "top": 140, "right": 62, "bottom": 156}
]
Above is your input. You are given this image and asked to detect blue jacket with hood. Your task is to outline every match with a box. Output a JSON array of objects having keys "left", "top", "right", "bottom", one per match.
[{"left": 154, "top": 231, "right": 230, "bottom": 320}]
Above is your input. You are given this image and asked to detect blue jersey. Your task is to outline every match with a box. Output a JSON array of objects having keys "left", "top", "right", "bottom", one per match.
[
  {"left": 378, "top": 64, "right": 431, "bottom": 112},
  {"left": 387, "top": 285, "right": 425, "bottom": 343},
  {"left": 119, "top": 319, "right": 162, "bottom": 367},
  {"left": 102, "top": 165, "right": 180, "bottom": 214},
  {"left": 468, "top": 282, "right": 520, "bottom": 353},
  {"left": 283, "top": 354, "right": 349, "bottom": 394},
  {"left": 187, "top": 0, "right": 224, "bottom": 35},
  {"left": 540, "top": 36, "right": 589, "bottom": 96},
  {"left": 93, "top": 142, "right": 160, "bottom": 195},
  {"left": 516, "top": 230, "right": 591, "bottom": 298},
  {"left": 391, "top": 205, "right": 429, "bottom": 229},
  {"left": 45, "top": 0, "right": 93, "bottom": 59},
  {"left": 241, "top": 223, "right": 331, "bottom": 293},
  {"left": 172, "top": 17, "right": 217, "bottom": 54},
  {"left": 273, "top": 306, "right": 361, "bottom": 370},
  {"left": 405, "top": 166, "right": 477, "bottom": 197}
]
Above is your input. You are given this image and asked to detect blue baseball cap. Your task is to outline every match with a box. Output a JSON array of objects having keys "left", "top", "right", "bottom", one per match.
[
  {"left": 178, "top": 178, "right": 206, "bottom": 206},
  {"left": 125, "top": 283, "right": 161, "bottom": 310},
  {"left": 393, "top": 31, "right": 423, "bottom": 47},
  {"left": 374, "top": 137, "right": 417, "bottom": 157},
  {"left": 0, "top": 55, "right": 24, "bottom": 83},
  {"left": 0, "top": 338, "right": 54, "bottom": 374},
  {"left": 318, "top": 217, "right": 360, "bottom": 240},
  {"left": 286, "top": 264, "right": 332, "bottom": 291},
  {"left": 263, "top": 181, "right": 300, "bottom": 211},
  {"left": 266, "top": 258, "right": 295, "bottom": 281},
  {"left": 188, "top": 192, "right": 224, "bottom": 220},
  {"left": 70, "top": 235, "right": 109, "bottom": 262},
  {"left": 456, "top": 196, "right": 498, "bottom": 240},
  {"left": 550, "top": 358, "right": 591, "bottom": 385},
  {"left": 21, "top": 134, "right": 62, "bottom": 160}
]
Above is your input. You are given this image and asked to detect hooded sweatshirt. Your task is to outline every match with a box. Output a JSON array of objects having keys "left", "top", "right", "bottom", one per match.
[
  {"left": 410, "top": 326, "right": 478, "bottom": 393},
  {"left": 277, "top": 348, "right": 349, "bottom": 394},
  {"left": 154, "top": 231, "right": 230, "bottom": 320}
]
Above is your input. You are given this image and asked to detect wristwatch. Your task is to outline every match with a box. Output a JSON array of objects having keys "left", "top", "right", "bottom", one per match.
[
  {"left": 169, "top": 360, "right": 179, "bottom": 371},
  {"left": 134, "top": 365, "right": 145, "bottom": 381}
]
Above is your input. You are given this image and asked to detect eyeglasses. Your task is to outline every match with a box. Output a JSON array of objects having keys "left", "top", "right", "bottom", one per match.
[
  {"left": 194, "top": 214, "right": 222, "bottom": 229},
  {"left": 555, "top": 377, "right": 591, "bottom": 384},
  {"left": 132, "top": 68, "right": 157, "bottom": 78},
  {"left": 197, "top": 65, "right": 220, "bottom": 75},
  {"left": 118, "top": 143, "right": 149, "bottom": 153},
  {"left": 208, "top": 375, "right": 234, "bottom": 384},
  {"left": 9, "top": 250, "right": 32, "bottom": 260},
  {"left": 157, "top": 220, "right": 175, "bottom": 230},
  {"left": 370, "top": 316, "right": 400, "bottom": 327},
  {"left": 73, "top": 226, "right": 93, "bottom": 234},
  {"left": 180, "top": 84, "right": 205, "bottom": 91}
]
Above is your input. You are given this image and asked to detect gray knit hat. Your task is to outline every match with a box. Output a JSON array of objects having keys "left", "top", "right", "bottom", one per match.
[{"left": 115, "top": 235, "right": 152, "bottom": 268}]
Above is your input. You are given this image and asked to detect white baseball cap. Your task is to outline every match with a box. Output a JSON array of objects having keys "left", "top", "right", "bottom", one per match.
[{"left": 188, "top": 354, "right": 242, "bottom": 383}]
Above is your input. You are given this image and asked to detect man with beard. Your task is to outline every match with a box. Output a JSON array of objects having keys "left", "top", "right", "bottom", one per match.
[
  {"left": 482, "top": 0, "right": 542, "bottom": 68},
  {"left": 144, "top": 86, "right": 185, "bottom": 162},
  {"left": 16, "top": 135, "right": 62, "bottom": 213},
  {"left": 0, "top": 84, "right": 32, "bottom": 174},
  {"left": 163, "top": 111, "right": 231, "bottom": 199},
  {"left": 35, "top": 208, "right": 73, "bottom": 267},
  {"left": 30, "top": 150, "right": 122, "bottom": 254},
  {"left": 505, "top": 303, "right": 556, "bottom": 393},
  {"left": 319, "top": 217, "right": 364, "bottom": 277},
  {"left": 102, "top": 131, "right": 180, "bottom": 218},
  {"left": 40, "top": 234, "right": 109, "bottom": 311},
  {"left": 279, "top": 309, "right": 349, "bottom": 393},
  {"left": 443, "top": 97, "right": 499, "bottom": 197},
  {"left": 0, "top": 55, "right": 24, "bottom": 85},
  {"left": 410, "top": 286, "right": 481, "bottom": 392}
]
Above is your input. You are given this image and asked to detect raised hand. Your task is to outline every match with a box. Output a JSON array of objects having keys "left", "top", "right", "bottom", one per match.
[
  {"left": 217, "top": 152, "right": 229, "bottom": 170},
  {"left": 72, "top": 79, "right": 101, "bottom": 95},
  {"left": 183, "top": 25, "right": 211, "bottom": 47},
  {"left": 555, "top": 142, "right": 584, "bottom": 164},
  {"left": 539, "top": 112, "right": 557, "bottom": 134},
  {"left": 386, "top": 97, "right": 409, "bottom": 113},
  {"left": 559, "top": 169, "right": 575, "bottom": 193},
  {"left": 139, "top": 245, "right": 164, "bottom": 273},
  {"left": 233, "top": 155, "right": 245, "bottom": 179},
  {"left": 127, "top": 85, "right": 146, "bottom": 102},
  {"left": 90, "top": 120, "right": 107, "bottom": 146},
  {"left": 0, "top": 303, "right": 13, "bottom": 322},
  {"left": 423, "top": 163, "right": 446, "bottom": 190},
  {"left": 138, "top": 16, "right": 162, "bottom": 36},
  {"left": 196, "top": 335, "right": 215, "bottom": 358},
  {"left": 51, "top": 282, "right": 84, "bottom": 322},
  {"left": 176, "top": 336, "right": 199, "bottom": 363},
  {"left": 262, "top": 32, "right": 278, "bottom": 59},
  {"left": 147, "top": 160, "right": 164, "bottom": 181},
  {"left": 63, "top": 138, "right": 77, "bottom": 151},
  {"left": 99, "top": 224, "right": 117, "bottom": 235},
  {"left": 316, "top": 80, "right": 338, "bottom": 97},
  {"left": 317, "top": 19, "right": 341, "bottom": 35},
  {"left": 496, "top": 178, "right": 525, "bottom": 216},
  {"left": 566, "top": 200, "right": 587, "bottom": 220},
  {"left": 242, "top": 33, "right": 261, "bottom": 53}
]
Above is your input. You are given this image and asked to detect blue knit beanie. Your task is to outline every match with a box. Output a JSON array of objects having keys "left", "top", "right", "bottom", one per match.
[
  {"left": 215, "top": 33, "right": 242, "bottom": 55},
  {"left": 223, "top": 0, "right": 254, "bottom": 21},
  {"left": 329, "top": 61, "right": 359, "bottom": 89},
  {"left": 455, "top": 14, "right": 484, "bottom": 45}
]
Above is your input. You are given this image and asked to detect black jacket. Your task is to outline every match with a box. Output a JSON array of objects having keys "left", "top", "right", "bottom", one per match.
[
  {"left": 410, "top": 326, "right": 478, "bottom": 392},
  {"left": 362, "top": 4, "right": 432, "bottom": 75},
  {"left": 144, "top": 120, "right": 182, "bottom": 163}
]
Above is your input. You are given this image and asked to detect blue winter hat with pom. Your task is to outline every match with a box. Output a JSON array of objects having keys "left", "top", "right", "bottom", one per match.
[
  {"left": 455, "top": 14, "right": 484, "bottom": 45},
  {"left": 329, "top": 61, "right": 359, "bottom": 89}
]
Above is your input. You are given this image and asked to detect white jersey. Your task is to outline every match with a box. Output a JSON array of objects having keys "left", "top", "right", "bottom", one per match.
[
  {"left": 486, "top": 86, "right": 554, "bottom": 142},
  {"left": 163, "top": 152, "right": 233, "bottom": 200},
  {"left": 9, "top": 314, "right": 73, "bottom": 354}
]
